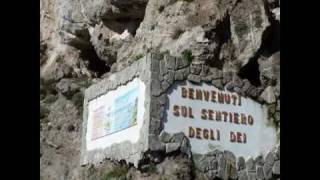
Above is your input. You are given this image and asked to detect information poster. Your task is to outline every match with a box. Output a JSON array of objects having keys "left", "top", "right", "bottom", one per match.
[{"left": 89, "top": 80, "right": 139, "bottom": 141}]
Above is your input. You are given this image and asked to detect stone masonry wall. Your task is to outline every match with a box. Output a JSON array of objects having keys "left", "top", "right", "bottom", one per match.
[
  {"left": 81, "top": 52, "right": 280, "bottom": 179},
  {"left": 146, "top": 51, "right": 280, "bottom": 179}
]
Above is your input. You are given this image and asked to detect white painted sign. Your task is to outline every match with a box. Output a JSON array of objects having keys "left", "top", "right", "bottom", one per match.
[
  {"left": 165, "top": 81, "right": 277, "bottom": 158},
  {"left": 86, "top": 78, "right": 146, "bottom": 151}
]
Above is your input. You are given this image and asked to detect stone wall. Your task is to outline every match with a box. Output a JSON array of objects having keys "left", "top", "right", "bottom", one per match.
[
  {"left": 146, "top": 51, "right": 279, "bottom": 146},
  {"left": 81, "top": 52, "right": 280, "bottom": 179},
  {"left": 147, "top": 52, "right": 280, "bottom": 179}
]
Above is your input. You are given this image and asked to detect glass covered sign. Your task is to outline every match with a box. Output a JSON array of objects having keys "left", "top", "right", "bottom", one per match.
[
  {"left": 90, "top": 87, "right": 139, "bottom": 140},
  {"left": 86, "top": 78, "right": 145, "bottom": 151}
]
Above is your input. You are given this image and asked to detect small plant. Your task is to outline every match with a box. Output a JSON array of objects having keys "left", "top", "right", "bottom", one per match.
[
  {"left": 140, "top": 162, "right": 157, "bottom": 174},
  {"left": 146, "top": 163, "right": 157, "bottom": 174},
  {"left": 133, "top": 54, "right": 144, "bottom": 61},
  {"left": 103, "top": 166, "right": 129, "bottom": 180},
  {"left": 181, "top": 49, "right": 194, "bottom": 62}
]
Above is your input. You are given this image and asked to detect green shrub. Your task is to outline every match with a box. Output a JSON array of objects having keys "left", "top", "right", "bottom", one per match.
[
  {"left": 133, "top": 54, "right": 144, "bottom": 61},
  {"left": 145, "top": 163, "right": 157, "bottom": 174},
  {"left": 181, "top": 50, "right": 194, "bottom": 62},
  {"left": 103, "top": 166, "right": 129, "bottom": 180}
]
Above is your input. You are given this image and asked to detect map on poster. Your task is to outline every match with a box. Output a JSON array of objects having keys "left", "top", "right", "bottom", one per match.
[
  {"left": 86, "top": 78, "right": 145, "bottom": 151},
  {"left": 90, "top": 87, "right": 138, "bottom": 140}
]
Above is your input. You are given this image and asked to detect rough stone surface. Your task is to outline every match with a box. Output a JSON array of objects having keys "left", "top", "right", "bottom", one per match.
[
  {"left": 265, "top": 151, "right": 275, "bottom": 165},
  {"left": 55, "top": 78, "right": 81, "bottom": 98},
  {"left": 230, "top": 0, "right": 270, "bottom": 67},
  {"left": 248, "top": 172, "right": 257, "bottom": 180},
  {"left": 40, "top": 94, "right": 83, "bottom": 180},
  {"left": 260, "top": 86, "right": 276, "bottom": 103},
  {"left": 164, "top": 55, "right": 176, "bottom": 70},
  {"left": 256, "top": 165, "right": 264, "bottom": 179},
  {"left": 255, "top": 155, "right": 265, "bottom": 166},
  {"left": 224, "top": 150, "right": 238, "bottom": 179},
  {"left": 192, "top": 150, "right": 273, "bottom": 180},
  {"left": 187, "top": 74, "right": 201, "bottom": 83},
  {"left": 89, "top": 23, "right": 124, "bottom": 66},
  {"left": 165, "top": 143, "right": 181, "bottom": 154},
  {"left": 272, "top": 160, "right": 280, "bottom": 175},
  {"left": 259, "top": 52, "right": 280, "bottom": 88},
  {"left": 237, "top": 156, "right": 246, "bottom": 170},
  {"left": 272, "top": 8, "right": 280, "bottom": 21},
  {"left": 212, "top": 79, "right": 224, "bottom": 90},
  {"left": 156, "top": 155, "right": 193, "bottom": 180},
  {"left": 238, "top": 169, "right": 249, "bottom": 180},
  {"left": 246, "top": 157, "right": 255, "bottom": 171},
  {"left": 175, "top": 57, "right": 190, "bottom": 70},
  {"left": 196, "top": 150, "right": 223, "bottom": 179},
  {"left": 159, "top": 130, "right": 171, "bottom": 143},
  {"left": 275, "top": 145, "right": 280, "bottom": 160},
  {"left": 263, "top": 163, "right": 273, "bottom": 179},
  {"left": 190, "top": 63, "right": 202, "bottom": 75}
]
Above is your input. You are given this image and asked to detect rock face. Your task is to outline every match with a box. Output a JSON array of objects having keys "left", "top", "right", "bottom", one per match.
[
  {"left": 40, "top": 0, "right": 280, "bottom": 179},
  {"left": 40, "top": 78, "right": 91, "bottom": 180}
]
